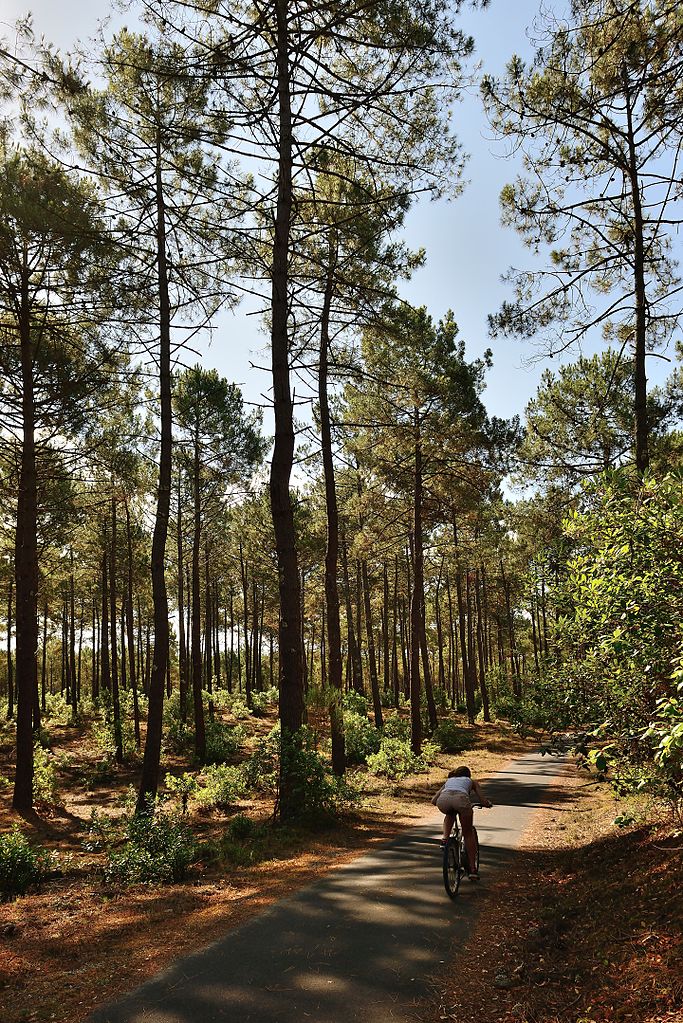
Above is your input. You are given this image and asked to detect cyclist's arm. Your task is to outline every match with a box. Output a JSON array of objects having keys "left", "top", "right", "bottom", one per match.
[{"left": 472, "top": 780, "right": 493, "bottom": 808}]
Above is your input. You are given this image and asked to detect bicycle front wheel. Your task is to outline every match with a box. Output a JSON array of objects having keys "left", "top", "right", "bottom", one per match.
[{"left": 443, "top": 837, "right": 462, "bottom": 899}]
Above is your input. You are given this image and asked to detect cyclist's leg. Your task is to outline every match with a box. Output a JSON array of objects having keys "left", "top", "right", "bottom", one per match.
[
  {"left": 458, "top": 807, "right": 478, "bottom": 874},
  {"left": 441, "top": 810, "right": 455, "bottom": 842}
]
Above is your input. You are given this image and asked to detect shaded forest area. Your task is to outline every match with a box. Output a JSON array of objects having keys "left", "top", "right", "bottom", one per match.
[{"left": 0, "top": 0, "right": 682, "bottom": 948}]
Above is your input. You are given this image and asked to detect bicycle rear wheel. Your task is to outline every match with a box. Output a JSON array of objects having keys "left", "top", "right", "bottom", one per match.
[
  {"left": 460, "top": 827, "right": 480, "bottom": 877},
  {"left": 443, "top": 837, "right": 462, "bottom": 899}
]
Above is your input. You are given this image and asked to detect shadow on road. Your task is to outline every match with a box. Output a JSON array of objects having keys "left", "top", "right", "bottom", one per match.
[{"left": 89, "top": 754, "right": 569, "bottom": 1023}]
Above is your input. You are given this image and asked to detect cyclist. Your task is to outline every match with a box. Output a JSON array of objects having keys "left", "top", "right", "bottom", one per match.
[{"left": 432, "top": 766, "right": 492, "bottom": 879}]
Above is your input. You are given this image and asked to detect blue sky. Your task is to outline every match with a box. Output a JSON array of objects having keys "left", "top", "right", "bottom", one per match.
[{"left": 5, "top": 0, "right": 647, "bottom": 426}]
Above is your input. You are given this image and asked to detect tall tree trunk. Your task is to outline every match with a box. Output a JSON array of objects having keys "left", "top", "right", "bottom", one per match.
[
  {"left": 409, "top": 410, "right": 425, "bottom": 755},
  {"left": 40, "top": 599, "right": 48, "bottom": 716},
  {"left": 435, "top": 563, "right": 446, "bottom": 702},
  {"left": 362, "top": 561, "right": 383, "bottom": 729},
  {"left": 12, "top": 264, "right": 39, "bottom": 809},
  {"left": 445, "top": 571, "right": 457, "bottom": 708},
  {"left": 240, "top": 544, "right": 251, "bottom": 707},
  {"left": 110, "top": 498, "right": 123, "bottom": 764},
  {"left": 6, "top": 580, "right": 13, "bottom": 720},
  {"left": 228, "top": 588, "right": 234, "bottom": 693},
  {"left": 382, "top": 562, "right": 390, "bottom": 700},
  {"left": 204, "top": 547, "right": 214, "bottom": 720},
  {"left": 341, "top": 534, "right": 363, "bottom": 694},
  {"left": 499, "top": 559, "right": 520, "bottom": 694},
  {"left": 100, "top": 540, "right": 111, "bottom": 696},
  {"left": 137, "top": 135, "right": 173, "bottom": 810},
  {"left": 69, "top": 554, "right": 77, "bottom": 714},
  {"left": 190, "top": 429, "right": 205, "bottom": 760},
  {"left": 176, "top": 477, "right": 187, "bottom": 719},
  {"left": 455, "top": 566, "right": 475, "bottom": 724},
  {"left": 475, "top": 569, "right": 490, "bottom": 722},
  {"left": 270, "top": 0, "right": 304, "bottom": 820},
  {"left": 124, "top": 503, "right": 140, "bottom": 747},
  {"left": 92, "top": 597, "right": 99, "bottom": 702},
  {"left": 77, "top": 601, "right": 84, "bottom": 711},
  {"left": 120, "top": 600, "right": 127, "bottom": 690},
  {"left": 624, "top": 70, "right": 649, "bottom": 474}
]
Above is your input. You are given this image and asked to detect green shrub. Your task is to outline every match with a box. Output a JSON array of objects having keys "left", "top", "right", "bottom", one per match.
[
  {"left": 279, "top": 728, "right": 359, "bottom": 823},
  {"left": 43, "top": 693, "right": 72, "bottom": 726},
  {"left": 243, "top": 725, "right": 281, "bottom": 793},
  {"left": 162, "top": 693, "right": 193, "bottom": 753},
  {"left": 366, "top": 736, "right": 437, "bottom": 780},
  {"left": 228, "top": 813, "right": 259, "bottom": 842},
  {"left": 92, "top": 691, "right": 136, "bottom": 761},
  {"left": 342, "top": 690, "right": 369, "bottom": 716},
  {"left": 0, "top": 826, "right": 52, "bottom": 898},
  {"left": 229, "top": 697, "right": 251, "bottom": 720},
  {"left": 104, "top": 803, "right": 196, "bottom": 884},
  {"left": 203, "top": 720, "right": 245, "bottom": 765},
  {"left": 196, "top": 765, "right": 248, "bottom": 809},
  {"left": 250, "top": 687, "right": 278, "bottom": 717},
  {"left": 164, "top": 772, "right": 199, "bottom": 813},
  {"left": 33, "top": 743, "right": 60, "bottom": 807},
  {"left": 381, "top": 714, "right": 410, "bottom": 741},
  {"left": 343, "top": 711, "right": 381, "bottom": 764},
  {"left": 432, "top": 718, "right": 471, "bottom": 753},
  {"left": 198, "top": 815, "right": 269, "bottom": 867}
]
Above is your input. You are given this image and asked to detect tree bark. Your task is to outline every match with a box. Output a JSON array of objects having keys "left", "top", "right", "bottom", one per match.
[
  {"left": 110, "top": 498, "right": 123, "bottom": 764},
  {"left": 191, "top": 426, "right": 206, "bottom": 760},
  {"left": 623, "top": 68, "right": 649, "bottom": 474},
  {"left": 175, "top": 478, "right": 187, "bottom": 720},
  {"left": 6, "top": 580, "right": 14, "bottom": 720},
  {"left": 12, "top": 263, "right": 39, "bottom": 808},
  {"left": 270, "top": 1, "right": 305, "bottom": 818},
  {"left": 137, "top": 130, "right": 173, "bottom": 810},
  {"left": 362, "top": 560, "right": 383, "bottom": 729}
]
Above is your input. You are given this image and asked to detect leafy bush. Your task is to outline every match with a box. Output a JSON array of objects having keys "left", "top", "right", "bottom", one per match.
[
  {"left": 165, "top": 772, "right": 199, "bottom": 813},
  {"left": 343, "top": 711, "right": 381, "bottom": 764},
  {"left": 82, "top": 809, "right": 118, "bottom": 853},
  {"left": 43, "top": 693, "right": 73, "bottom": 727},
  {"left": 243, "top": 725, "right": 281, "bottom": 793},
  {"left": 203, "top": 720, "right": 245, "bottom": 765},
  {"left": 198, "top": 815, "right": 269, "bottom": 867},
  {"left": 342, "top": 690, "right": 369, "bottom": 716},
  {"left": 196, "top": 765, "right": 247, "bottom": 809},
  {"left": 366, "top": 736, "right": 437, "bottom": 780},
  {"left": 279, "top": 728, "right": 359, "bottom": 823},
  {"left": 228, "top": 813, "right": 259, "bottom": 842},
  {"left": 92, "top": 691, "right": 137, "bottom": 761},
  {"left": 33, "top": 743, "right": 60, "bottom": 807},
  {"left": 381, "top": 714, "right": 411, "bottom": 742},
  {"left": 0, "top": 826, "right": 52, "bottom": 898},
  {"left": 250, "top": 687, "right": 278, "bottom": 717},
  {"left": 431, "top": 718, "right": 470, "bottom": 753},
  {"left": 104, "top": 803, "right": 196, "bottom": 884},
  {"left": 162, "top": 693, "right": 193, "bottom": 753},
  {"left": 229, "top": 697, "right": 252, "bottom": 720}
]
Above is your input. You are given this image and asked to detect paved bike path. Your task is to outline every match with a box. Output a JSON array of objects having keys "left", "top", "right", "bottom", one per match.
[{"left": 89, "top": 753, "right": 568, "bottom": 1023}]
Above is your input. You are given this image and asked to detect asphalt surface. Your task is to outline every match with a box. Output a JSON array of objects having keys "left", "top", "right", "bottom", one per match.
[{"left": 89, "top": 752, "right": 569, "bottom": 1023}]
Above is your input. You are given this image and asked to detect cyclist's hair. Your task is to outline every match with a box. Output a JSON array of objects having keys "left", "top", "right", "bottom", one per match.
[{"left": 448, "top": 766, "right": 471, "bottom": 778}]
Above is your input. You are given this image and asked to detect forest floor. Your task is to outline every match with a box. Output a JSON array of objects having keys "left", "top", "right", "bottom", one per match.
[
  {"left": 426, "top": 765, "right": 683, "bottom": 1023},
  {"left": 3, "top": 710, "right": 681, "bottom": 1023},
  {"left": 0, "top": 708, "right": 533, "bottom": 1023}
]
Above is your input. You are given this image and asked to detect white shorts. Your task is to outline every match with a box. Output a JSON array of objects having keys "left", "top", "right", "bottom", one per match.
[{"left": 436, "top": 792, "right": 472, "bottom": 815}]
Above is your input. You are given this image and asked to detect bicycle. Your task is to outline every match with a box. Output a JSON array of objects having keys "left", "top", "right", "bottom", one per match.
[{"left": 442, "top": 803, "right": 481, "bottom": 899}]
